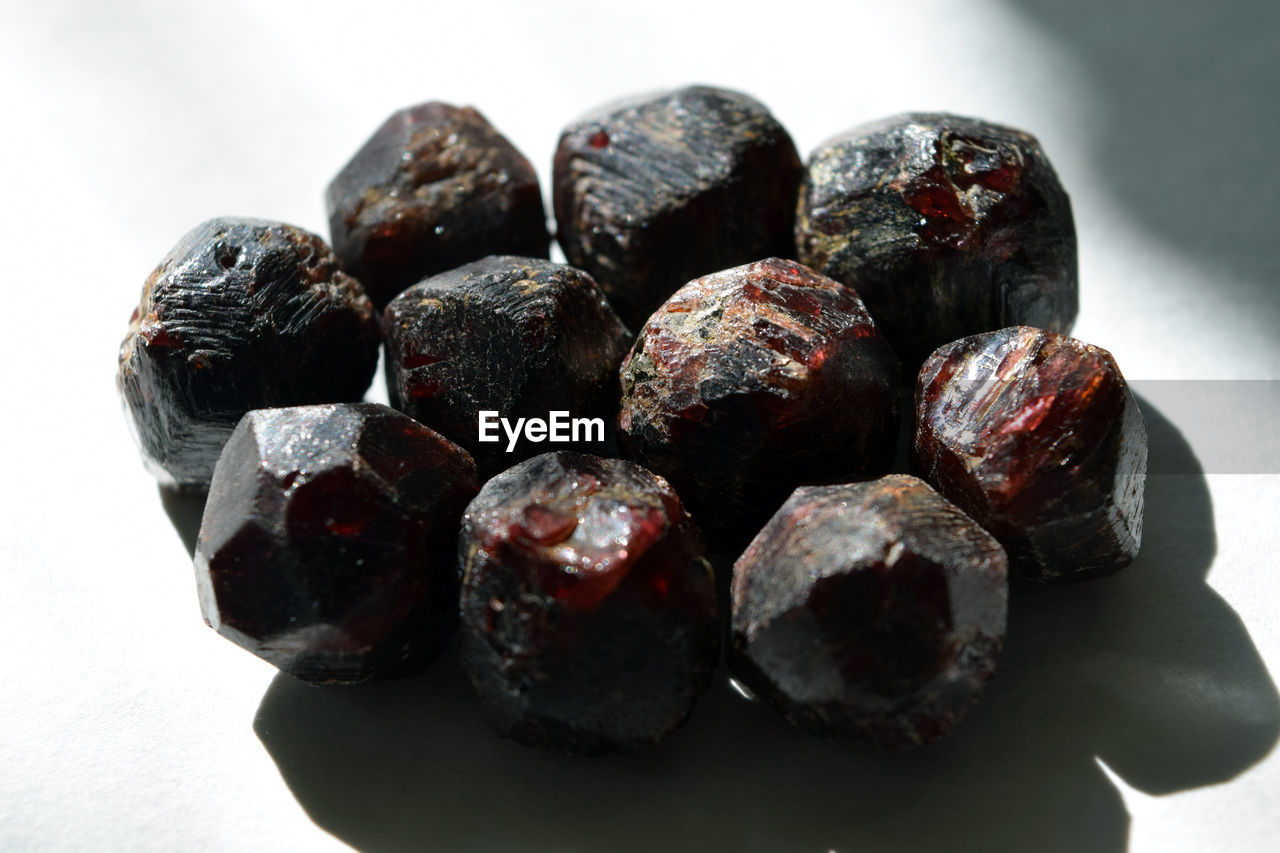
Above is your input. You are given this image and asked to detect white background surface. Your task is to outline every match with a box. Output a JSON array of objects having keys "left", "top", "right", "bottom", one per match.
[{"left": 2, "top": 1, "right": 1277, "bottom": 851}]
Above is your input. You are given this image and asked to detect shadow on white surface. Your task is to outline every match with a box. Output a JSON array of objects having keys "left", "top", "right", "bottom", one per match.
[
  {"left": 1008, "top": 0, "right": 1280, "bottom": 321},
  {"left": 252, "top": 400, "right": 1278, "bottom": 852}
]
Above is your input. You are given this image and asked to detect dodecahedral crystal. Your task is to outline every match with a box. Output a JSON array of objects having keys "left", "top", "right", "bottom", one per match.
[
  {"left": 914, "top": 326, "right": 1146, "bottom": 582},
  {"left": 195, "top": 403, "right": 478, "bottom": 684},
  {"left": 327, "top": 102, "right": 548, "bottom": 308},
  {"left": 383, "top": 256, "right": 632, "bottom": 477},
  {"left": 553, "top": 85, "right": 802, "bottom": 330},
  {"left": 118, "top": 218, "right": 380, "bottom": 489},
  {"left": 459, "top": 452, "right": 719, "bottom": 754},
  {"left": 618, "top": 258, "right": 900, "bottom": 547},
  {"left": 730, "top": 475, "right": 1008, "bottom": 747},
  {"left": 796, "top": 113, "right": 1077, "bottom": 371}
]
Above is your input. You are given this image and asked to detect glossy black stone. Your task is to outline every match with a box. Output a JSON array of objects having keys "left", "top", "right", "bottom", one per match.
[
  {"left": 553, "top": 85, "right": 802, "bottom": 330},
  {"left": 459, "top": 452, "right": 719, "bottom": 754},
  {"left": 327, "top": 102, "right": 548, "bottom": 308},
  {"left": 383, "top": 256, "right": 631, "bottom": 478},
  {"left": 797, "top": 113, "right": 1077, "bottom": 371},
  {"left": 730, "top": 476, "right": 1008, "bottom": 747},
  {"left": 195, "top": 403, "right": 478, "bottom": 684},
  {"left": 117, "top": 218, "right": 380, "bottom": 489}
]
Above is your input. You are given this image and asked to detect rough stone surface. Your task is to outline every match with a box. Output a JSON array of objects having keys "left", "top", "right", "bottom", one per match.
[
  {"left": 459, "top": 452, "right": 719, "bottom": 755},
  {"left": 618, "top": 258, "right": 900, "bottom": 547},
  {"left": 914, "top": 326, "right": 1146, "bottom": 582},
  {"left": 730, "top": 475, "right": 1008, "bottom": 747},
  {"left": 118, "top": 218, "right": 380, "bottom": 489},
  {"left": 195, "top": 403, "right": 478, "bottom": 684},
  {"left": 797, "top": 113, "right": 1077, "bottom": 371},
  {"left": 553, "top": 85, "right": 802, "bottom": 330},
  {"left": 327, "top": 102, "right": 548, "bottom": 308},
  {"left": 383, "top": 256, "right": 632, "bottom": 477}
]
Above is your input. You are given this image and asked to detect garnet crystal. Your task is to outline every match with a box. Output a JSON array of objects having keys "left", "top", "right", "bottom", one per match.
[
  {"left": 553, "top": 85, "right": 802, "bottom": 330},
  {"left": 459, "top": 452, "right": 719, "bottom": 754},
  {"left": 730, "top": 475, "right": 1008, "bottom": 747},
  {"left": 618, "top": 258, "right": 900, "bottom": 546},
  {"left": 327, "top": 102, "right": 548, "bottom": 308},
  {"left": 118, "top": 218, "right": 380, "bottom": 489},
  {"left": 914, "top": 326, "right": 1146, "bottom": 582},
  {"left": 383, "top": 256, "right": 632, "bottom": 477},
  {"left": 796, "top": 113, "right": 1077, "bottom": 371},
  {"left": 195, "top": 403, "right": 478, "bottom": 684}
]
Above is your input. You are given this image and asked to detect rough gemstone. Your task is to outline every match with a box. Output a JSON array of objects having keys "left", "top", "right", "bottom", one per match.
[
  {"left": 796, "top": 113, "right": 1077, "bottom": 371},
  {"left": 327, "top": 102, "right": 548, "bottom": 309},
  {"left": 459, "top": 452, "right": 719, "bottom": 754},
  {"left": 618, "top": 258, "right": 900, "bottom": 547},
  {"left": 730, "top": 475, "right": 1008, "bottom": 747},
  {"left": 553, "top": 85, "right": 802, "bottom": 330},
  {"left": 914, "top": 326, "right": 1146, "bottom": 582},
  {"left": 194, "top": 403, "right": 478, "bottom": 684},
  {"left": 383, "top": 256, "right": 632, "bottom": 477},
  {"left": 118, "top": 218, "right": 380, "bottom": 489}
]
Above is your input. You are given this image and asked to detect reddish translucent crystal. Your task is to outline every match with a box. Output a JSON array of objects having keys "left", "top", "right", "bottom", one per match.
[
  {"left": 459, "top": 452, "right": 719, "bottom": 754},
  {"left": 730, "top": 475, "right": 1008, "bottom": 747},
  {"left": 797, "top": 114, "right": 1077, "bottom": 371},
  {"left": 618, "top": 258, "right": 899, "bottom": 546},
  {"left": 914, "top": 326, "right": 1147, "bottom": 582},
  {"left": 194, "top": 403, "right": 478, "bottom": 684}
]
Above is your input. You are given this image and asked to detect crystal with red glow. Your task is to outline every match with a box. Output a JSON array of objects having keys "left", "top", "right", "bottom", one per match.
[
  {"left": 118, "top": 218, "right": 380, "bottom": 489},
  {"left": 194, "top": 403, "right": 478, "bottom": 684},
  {"left": 553, "top": 85, "right": 802, "bottom": 330},
  {"left": 914, "top": 326, "right": 1147, "bottom": 582},
  {"left": 618, "top": 258, "right": 900, "bottom": 547},
  {"left": 797, "top": 113, "right": 1077, "bottom": 370},
  {"left": 730, "top": 475, "right": 1008, "bottom": 747},
  {"left": 459, "top": 452, "right": 719, "bottom": 754},
  {"left": 327, "top": 102, "right": 548, "bottom": 308}
]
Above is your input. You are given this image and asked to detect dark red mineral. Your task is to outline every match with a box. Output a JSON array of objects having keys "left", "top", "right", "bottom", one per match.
[
  {"left": 459, "top": 452, "right": 719, "bottom": 754},
  {"left": 796, "top": 113, "right": 1077, "bottom": 371},
  {"left": 730, "top": 475, "right": 1008, "bottom": 747},
  {"left": 327, "top": 102, "right": 548, "bottom": 308},
  {"left": 553, "top": 85, "right": 802, "bottom": 330},
  {"left": 382, "top": 256, "right": 632, "bottom": 477},
  {"left": 618, "top": 258, "right": 900, "bottom": 546},
  {"left": 914, "top": 326, "right": 1146, "bottom": 582},
  {"left": 118, "top": 218, "right": 380, "bottom": 489},
  {"left": 194, "top": 403, "right": 478, "bottom": 684}
]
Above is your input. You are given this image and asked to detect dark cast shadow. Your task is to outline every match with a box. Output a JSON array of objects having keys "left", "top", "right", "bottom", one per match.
[
  {"left": 1006, "top": 0, "right": 1280, "bottom": 326},
  {"left": 253, "top": 399, "right": 1278, "bottom": 852},
  {"left": 158, "top": 485, "right": 207, "bottom": 558}
]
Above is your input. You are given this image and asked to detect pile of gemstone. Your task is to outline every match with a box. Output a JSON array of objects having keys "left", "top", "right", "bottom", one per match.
[{"left": 118, "top": 86, "right": 1147, "bottom": 754}]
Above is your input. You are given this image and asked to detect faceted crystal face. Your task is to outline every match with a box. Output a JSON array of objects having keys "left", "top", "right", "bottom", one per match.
[
  {"left": 117, "top": 218, "right": 380, "bottom": 489},
  {"left": 459, "top": 452, "right": 719, "bottom": 755},
  {"left": 326, "top": 102, "right": 549, "bottom": 308},
  {"left": 618, "top": 257, "right": 900, "bottom": 547},
  {"left": 194, "top": 403, "right": 478, "bottom": 684},
  {"left": 796, "top": 113, "right": 1078, "bottom": 371},
  {"left": 553, "top": 85, "right": 802, "bottom": 330},
  {"left": 729, "top": 475, "right": 1008, "bottom": 747},
  {"left": 914, "top": 326, "right": 1147, "bottom": 582},
  {"left": 382, "top": 255, "right": 632, "bottom": 477}
]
